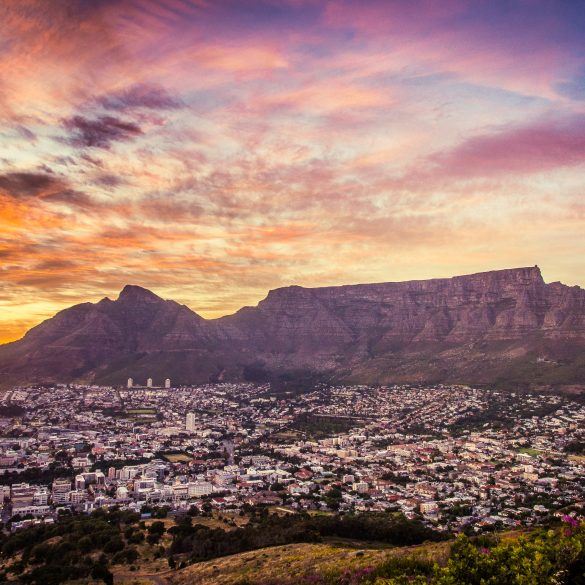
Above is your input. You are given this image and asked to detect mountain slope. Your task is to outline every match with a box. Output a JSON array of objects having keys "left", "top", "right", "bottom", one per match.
[{"left": 1, "top": 266, "right": 584, "bottom": 387}]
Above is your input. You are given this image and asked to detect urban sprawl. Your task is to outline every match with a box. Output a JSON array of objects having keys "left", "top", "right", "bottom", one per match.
[{"left": 0, "top": 382, "right": 583, "bottom": 534}]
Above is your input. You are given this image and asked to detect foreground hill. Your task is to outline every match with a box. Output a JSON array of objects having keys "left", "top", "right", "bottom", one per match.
[
  {"left": 1, "top": 266, "right": 584, "bottom": 387},
  {"left": 0, "top": 506, "right": 582, "bottom": 585},
  {"left": 165, "top": 540, "right": 450, "bottom": 585}
]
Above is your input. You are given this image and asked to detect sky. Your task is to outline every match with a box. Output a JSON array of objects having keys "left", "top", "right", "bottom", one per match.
[{"left": 1, "top": 0, "right": 584, "bottom": 343}]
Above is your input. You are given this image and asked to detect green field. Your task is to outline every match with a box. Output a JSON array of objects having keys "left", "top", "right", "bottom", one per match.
[
  {"left": 158, "top": 451, "right": 192, "bottom": 463},
  {"left": 517, "top": 447, "right": 542, "bottom": 457}
]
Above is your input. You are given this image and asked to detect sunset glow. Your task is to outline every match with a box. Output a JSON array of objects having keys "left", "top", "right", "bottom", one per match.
[{"left": 1, "top": 0, "right": 584, "bottom": 342}]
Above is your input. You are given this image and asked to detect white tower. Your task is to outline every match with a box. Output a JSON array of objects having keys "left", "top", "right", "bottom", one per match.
[
  {"left": 127, "top": 378, "right": 133, "bottom": 388},
  {"left": 165, "top": 378, "right": 171, "bottom": 389},
  {"left": 147, "top": 377, "right": 153, "bottom": 388},
  {"left": 186, "top": 412, "right": 197, "bottom": 432}
]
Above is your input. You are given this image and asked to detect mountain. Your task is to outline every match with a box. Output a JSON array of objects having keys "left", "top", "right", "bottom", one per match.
[{"left": 1, "top": 266, "right": 584, "bottom": 388}]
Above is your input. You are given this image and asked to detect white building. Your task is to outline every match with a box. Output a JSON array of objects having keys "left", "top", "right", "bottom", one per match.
[
  {"left": 188, "top": 482, "right": 213, "bottom": 497},
  {"left": 51, "top": 478, "right": 71, "bottom": 504},
  {"left": 127, "top": 378, "right": 133, "bottom": 388},
  {"left": 186, "top": 412, "right": 197, "bottom": 432},
  {"left": 134, "top": 477, "right": 156, "bottom": 495},
  {"left": 33, "top": 488, "right": 49, "bottom": 506},
  {"left": 147, "top": 378, "right": 153, "bottom": 388},
  {"left": 352, "top": 481, "right": 369, "bottom": 493},
  {"left": 70, "top": 490, "right": 86, "bottom": 505},
  {"left": 165, "top": 378, "right": 171, "bottom": 389},
  {"left": 11, "top": 504, "right": 51, "bottom": 517}
]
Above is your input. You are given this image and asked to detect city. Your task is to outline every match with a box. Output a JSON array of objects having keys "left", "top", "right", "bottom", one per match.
[{"left": 1, "top": 381, "right": 582, "bottom": 536}]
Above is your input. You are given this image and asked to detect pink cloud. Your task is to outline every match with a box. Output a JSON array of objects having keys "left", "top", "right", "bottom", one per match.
[{"left": 428, "top": 114, "right": 585, "bottom": 178}]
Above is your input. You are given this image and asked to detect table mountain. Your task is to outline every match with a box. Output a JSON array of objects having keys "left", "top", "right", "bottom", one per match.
[{"left": 1, "top": 266, "right": 584, "bottom": 388}]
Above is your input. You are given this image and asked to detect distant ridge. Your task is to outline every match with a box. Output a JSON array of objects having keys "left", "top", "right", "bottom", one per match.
[{"left": 1, "top": 266, "right": 584, "bottom": 389}]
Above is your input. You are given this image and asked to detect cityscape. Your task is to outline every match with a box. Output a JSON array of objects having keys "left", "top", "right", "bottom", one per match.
[
  {"left": 1, "top": 381, "right": 582, "bottom": 535},
  {"left": 1, "top": 0, "right": 585, "bottom": 583}
]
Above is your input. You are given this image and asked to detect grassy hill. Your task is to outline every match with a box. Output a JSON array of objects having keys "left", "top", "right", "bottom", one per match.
[{"left": 166, "top": 540, "right": 451, "bottom": 585}]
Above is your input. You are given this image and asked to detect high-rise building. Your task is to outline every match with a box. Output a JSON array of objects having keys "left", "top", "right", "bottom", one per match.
[
  {"left": 127, "top": 378, "right": 133, "bottom": 388},
  {"left": 165, "top": 378, "right": 171, "bottom": 389},
  {"left": 186, "top": 412, "right": 197, "bottom": 432},
  {"left": 147, "top": 377, "right": 153, "bottom": 388},
  {"left": 75, "top": 474, "right": 86, "bottom": 490}
]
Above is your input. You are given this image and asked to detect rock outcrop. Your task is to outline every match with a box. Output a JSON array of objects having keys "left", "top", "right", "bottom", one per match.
[{"left": 1, "top": 266, "right": 584, "bottom": 387}]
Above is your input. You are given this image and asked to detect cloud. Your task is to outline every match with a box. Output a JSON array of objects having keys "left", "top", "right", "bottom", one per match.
[
  {"left": 63, "top": 115, "right": 143, "bottom": 149},
  {"left": 426, "top": 114, "right": 585, "bottom": 179},
  {"left": 0, "top": 171, "right": 94, "bottom": 208},
  {"left": 98, "top": 83, "right": 184, "bottom": 111},
  {"left": 0, "top": 172, "right": 61, "bottom": 198}
]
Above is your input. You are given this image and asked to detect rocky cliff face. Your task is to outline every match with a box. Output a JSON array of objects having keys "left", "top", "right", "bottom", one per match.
[{"left": 1, "top": 266, "right": 584, "bottom": 388}]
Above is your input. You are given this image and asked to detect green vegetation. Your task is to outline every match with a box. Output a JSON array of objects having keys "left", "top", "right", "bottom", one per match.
[
  {"left": 168, "top": 510, "right": 444, "bottom": 565},
  {"left": 291, "top": 413, "right": 360, "bottom": 439},
  {"left": 431, "top": 525, "right": 584, "bottom": 585},
  {"left": 0, "top": 465, "right": 72, "bottom": 486},
  {"left": 2, "top": 507, "right": 582, "bottom": 585},
  {"left": 516, "top": 447, "right": 542, "bottom": 457},
  {"left": 0, "top": 404, "right": 26, "bottom": 417},
  {"left": 92, "top": 457, "right": 154, "bottom": 472},
  {"left": 234, "top": 520, "right": 584, "bottom": 585},
  {"left": 565, "top": 440, "right": 585, "bottom": 455},
  {"left": 0, "top": 508, "right": 144, "bottom": 584}
]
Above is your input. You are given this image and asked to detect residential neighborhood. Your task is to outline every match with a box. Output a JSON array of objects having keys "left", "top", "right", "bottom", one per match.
[{"left": 0, "top": 383, "right": 583, "bottom": 534}]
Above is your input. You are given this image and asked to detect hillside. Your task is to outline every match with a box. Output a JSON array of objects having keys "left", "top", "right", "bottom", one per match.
[
  {"left": 1, "top": 266, "right": 584, "bottom": 388},
  {"left": 165, "top": 540, "right": 451, "bottom": 585},
  {"left": 0, "top": 506, "right": 582, "bottom": 585}
]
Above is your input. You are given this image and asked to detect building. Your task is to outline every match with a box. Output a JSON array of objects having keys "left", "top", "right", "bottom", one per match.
[
  {"left": 11, "top": 504, "right": 51, "bottom": 517},
  {"left": 71, "top": 455, "right": 92, "bottom": 469},
  {"left": 352, "top": 481, "right": 369, "bottom": 493},
  {"left": 147, "top": 378, "right": 153, "bottom": 388},
  {"left": 165, "top": 378, "right": 171, "bottom": 389},
  {"left": 51, "top": 478, "right": 72, "bottom": 505},
  {"left": 127, "top": 378, "right": 133, "bottom": 388},
  {"left": 33, "top": 488, "right": 49, "bottom": 506},
  {"left": 116, "top": 486, "right": 129, "bottom": 499},
  {"left": 11, "top": 483, "right": 35, "bottom": 506},
  {"left": 188, "top": 481, "right": 213, "bottom": 497},
  {"left": 186, "top": 412, "right": 197, "bottom": 432},
  {"left": 420, "top": 501, "right": 439, "bottom": 515},
  {"left": 134, "top": 477, "right": 156, "bottom": 495},
  {"left": 70, "top": 490, "right": 86, "bottom": 505}
]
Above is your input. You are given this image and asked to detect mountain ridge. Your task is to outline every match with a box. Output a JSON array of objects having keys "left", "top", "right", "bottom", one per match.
[{"left": 1, "top": 265, "right": 584, "bottom": 389}]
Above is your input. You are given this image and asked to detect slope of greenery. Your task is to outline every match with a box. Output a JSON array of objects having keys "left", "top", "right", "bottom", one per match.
[
  {"left": 0, "top": 507, "right": 582, "bottom": 585},
  {"left": 167, "top": 510, "right": 445, "bottom": 564},
  {"left": 0, "top": 508, "right": 164, "bottom": 584},
  {"left": 171, "top": 520, "right": 584, "bottom": 585}
]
